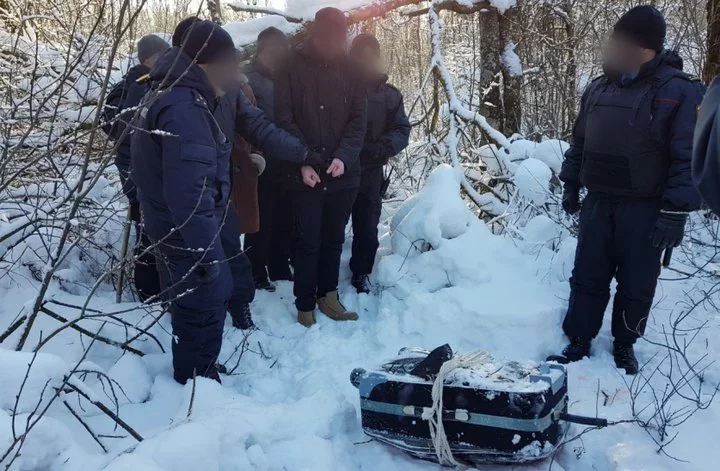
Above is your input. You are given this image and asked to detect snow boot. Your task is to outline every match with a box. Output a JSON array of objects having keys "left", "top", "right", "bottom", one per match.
[
  {"left": 546, "top": 337, "right": 591, "bottom": 364},
  {"left": 297, "top": 310, "right": 316, "bottom": 327},
  {"left": 255, "top": 278, "right": 276, "bottom": 293},
  {"left": 231, "top": 304, "right": 255, "bottom": 330},
  {"left": 318, "top": 290, "right": 359, "bottom": 321},
  {"left": 351, "top": 275, "right": 371, "bottom": 294},
  {"left": 613, "top": 342, "right": 639, "bottom": 375}
]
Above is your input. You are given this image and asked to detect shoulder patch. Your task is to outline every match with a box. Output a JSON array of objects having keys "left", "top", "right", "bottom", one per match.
[{"left": 135, "top": 73, "right": 151, "bottom": 83}]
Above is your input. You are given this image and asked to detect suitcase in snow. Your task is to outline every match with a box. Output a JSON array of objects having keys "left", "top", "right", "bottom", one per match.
[{"left": 350, "top": 345, "right": 606, "bottom": 466}]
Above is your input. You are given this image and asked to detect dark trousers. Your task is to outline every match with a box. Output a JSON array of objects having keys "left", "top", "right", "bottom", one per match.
[
  {"left": 244, "top": 172, "right": 294, "bottom": 282},
  {"left": 155, "top": 247, "right": 233, "bottom": 385},
  {"left": 350, "top": 167, "right": 384, "bottom": 277},
  {"left": 293, "top": 188, "right": 358, "bottom": 311},
  {"left": 220, "top": 204, "right": 255, "bottom": 314},
  {"left": 563, "top": 193, "right": 663, "bottom": 344},
  {"left": 133, "top": 224, "right": 161, "bottom": 303}
]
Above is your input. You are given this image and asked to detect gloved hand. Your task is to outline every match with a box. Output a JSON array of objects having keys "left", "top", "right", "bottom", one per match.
[
  {"left": 250, "top": 152, "right": 266, "bottom": 176},
  {"left": 651, "top": 211, "right": 689, "bottom": 249},
  {"left": 196, "top": 263, "right": 220, "bottom": 285},
  {"left": 304, "top": 150, "right": 326, "bottom": 168},
  {"left": 360, "top": 142, "right": 387, "bottom": 166},
  {"left": 561, "top": 185, "right": 581, "bottom": 215}
]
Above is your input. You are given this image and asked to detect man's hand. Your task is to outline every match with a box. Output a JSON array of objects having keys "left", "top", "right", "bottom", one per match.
[
  {"left": 301, "top": 165, "right": 321, "bottom": 188},
  {"left": 562, "top": 185, "right": 581, "bottom": 215},
  {"left": 326, "top": 158, "right": 345, "bottom": 178},
  {"left": 651, "top": 211, "right": 689, "bottom": 249}
]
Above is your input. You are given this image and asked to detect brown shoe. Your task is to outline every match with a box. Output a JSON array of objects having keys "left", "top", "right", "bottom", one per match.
[
  {"left": 317, "top": 290, "right": 359, "bottom": 321},
  {"left": 297, "top": 310, "right": 316, "bottom": 327}
]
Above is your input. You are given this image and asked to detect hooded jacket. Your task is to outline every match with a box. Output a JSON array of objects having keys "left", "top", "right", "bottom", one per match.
[
  {"left": 560, "top": 50, "right": 705, "bottom": 212},
  {"left": 274, "top": 41, "right": 367, "bottom": 192}
]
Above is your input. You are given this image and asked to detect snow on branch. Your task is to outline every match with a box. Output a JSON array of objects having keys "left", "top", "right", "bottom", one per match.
[{"left": 226, "top": 3, "right": 304, "bottom": 23}]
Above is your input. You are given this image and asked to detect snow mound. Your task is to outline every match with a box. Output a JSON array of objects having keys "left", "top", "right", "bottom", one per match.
[
  {"left": 534, "top": 139, "right": 569, "bottom": 174},
  {"left": 0, "top": 349, "right": 68, "bottom": 413},
  {"left": 514, "top": 158, "right": 552, "bottom": 205}
]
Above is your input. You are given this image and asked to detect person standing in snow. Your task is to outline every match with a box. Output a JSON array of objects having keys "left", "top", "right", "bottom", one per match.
[
  {"left": 347, "top": 34, "right": 411, "bottom": 294},
  {"left": 243, "top": 27, "right": 295, "bottom": 292},
  {"left": 274, "top": 7, "right": 367, "bottom": 327},
  {"left": 131, "top": 21, "right": 310, "bottom": 384},
  {"left": 102, "top": 34, "right": 169, "bottom": 302},
  {"left": 692, "top": 77, "right": 720, "bottom": 215},
  {"left": 549, "top": 5, "right": 705, "bottom": 375}
]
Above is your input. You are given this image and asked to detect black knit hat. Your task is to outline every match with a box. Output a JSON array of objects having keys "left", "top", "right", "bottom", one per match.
[
  {"left": 180, "top": 20, "right": 237, "bottom": 64},
  {"left": 137, "top": 34, "right": 169, "bottom": 63},
  {"left": 612, "top": 5, "right": 666, "bottom": 53},
  {"left": 256, "top": 26, "right": 288, "bottom": 54},
  {"left": 350, "top": 33, "right": 380, "bottom": 57},
  {"left": 313, "top": 7, "right": 347, "bottom": 38},
  {"left": 172, "top": 16, "right": 199, "bottom": 47}
]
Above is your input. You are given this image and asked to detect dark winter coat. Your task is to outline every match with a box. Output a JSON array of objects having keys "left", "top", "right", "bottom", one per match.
[
  {"left": 274, "top": 41, "right": 368, "bottom": 192},
  {"left": 361, "top": 74, "right": 411, "bottom": 169},
  {"left": 102, "top": 64, "right": 151, "bottom": 205},
  {"left": 560, "top": 51, "right": 705, "bottom": 212},
  {"left": 245, "top": 59, "right": 275, "bottom": 121},
  {"left": 692, "top": 76, "right": 720, "bottom": 215}
]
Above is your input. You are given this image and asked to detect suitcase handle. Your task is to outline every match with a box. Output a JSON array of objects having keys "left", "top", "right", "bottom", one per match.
[{"left": 557, "top": 412, "right": 608, "bottom": 428}]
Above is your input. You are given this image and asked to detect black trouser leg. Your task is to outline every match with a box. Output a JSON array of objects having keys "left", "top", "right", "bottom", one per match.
[
  {"left": 133, "top": 227, "right": 161, "bottom": 303},
  {"left": 268, "top": 185, "right": 294, "bottom": 281},
  {"left": 317, "top": 189, "right": 358, "bottom": 297},
  {"left": 563, "top": 193, "right": 617, "bottom": 340},
  {"left": 293, "top": 191, "right": 324, "bottom": 311},
  {"left": 220, "top": 204, "right": 255, "bottom": 313},
  {"left": 611, "top": 200, "right": 662, "bottom": 344},
  {"left": 350, "top": 167, "right": 383, "bottom": 277},
  {"left": 244, "top": 173, "right": 273, "bottom": 283}
]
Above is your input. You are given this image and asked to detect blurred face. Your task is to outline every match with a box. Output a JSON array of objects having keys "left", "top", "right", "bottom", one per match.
[
  {"left": 352, "top": 46, "right": 381, "bottom": 76},
  {"left": 143, "top": 52, "right": 163, "bottom": 69},
  {"left": 603, "top": 36, "right": 655, "bottom": 74},
  {"left": 200, "top": 59, "right": 239, "bottom": 94},
  {"left": 311, "top": 28, "right": 347, "bottom": 61},
  {"left": 258, "top": 42, "right": 288, "bottom": 73}
]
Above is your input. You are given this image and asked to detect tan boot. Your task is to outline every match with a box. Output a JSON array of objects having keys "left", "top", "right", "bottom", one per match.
[
  {"left": 297, "top": 310, "right": 316, "bottom": 328},
  {"left": 317, "top": 291, "right": 359, "bottom": 321}
]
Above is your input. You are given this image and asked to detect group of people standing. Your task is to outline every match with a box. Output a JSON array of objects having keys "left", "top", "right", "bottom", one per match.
[{"left": 103, "top": 8, "right": 410, "bottom": 384}]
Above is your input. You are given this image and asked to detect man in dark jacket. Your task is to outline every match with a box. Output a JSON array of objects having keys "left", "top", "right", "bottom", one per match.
[
  {"left": 131, "top": 21, "right": 309, "bottom": 384},
  {"left": 549, "top": 6, "right": 705, "bottom": 375},
  {"left": 692, "top": 78, "right": 720, "bottom": 215},
  {"left": 348, "top": 34, "right": 411, "bottom": 294},
  {"left": 103, "top": 34, "right": 169, "bottom": 302},
  {"left": 244, "top": 27, "right": 294, "bottom": 292},
  {"left": 275, "top": 7, "right": 367, "bottom": 327}
]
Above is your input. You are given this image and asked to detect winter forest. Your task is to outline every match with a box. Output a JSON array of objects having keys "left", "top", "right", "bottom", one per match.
[{"left": 2, "top": 0, "right": 720, "bottom": 469}]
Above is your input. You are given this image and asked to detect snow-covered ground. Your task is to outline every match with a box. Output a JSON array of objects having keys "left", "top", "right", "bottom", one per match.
[{"left": 1, "top": 164, "right": 718, "bottom": 470}]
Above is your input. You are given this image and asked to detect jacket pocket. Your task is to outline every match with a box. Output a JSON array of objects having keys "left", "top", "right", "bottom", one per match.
[{"left": 180, "top": 143, "right": 216, "bottom": 164}]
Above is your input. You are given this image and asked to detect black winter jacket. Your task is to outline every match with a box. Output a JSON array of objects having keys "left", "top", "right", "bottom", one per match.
[
  {"left": 245, "top": 59, "right": 275, "bottom": 120},
  {"left": 361, "top": 74, "right": 411, "bottom": 169},
  {"left": 274, "top": 42, "right": 368, "bottom": 192},
  {"left": 560, "top": 51, "right": 705, "bottom": 212}
]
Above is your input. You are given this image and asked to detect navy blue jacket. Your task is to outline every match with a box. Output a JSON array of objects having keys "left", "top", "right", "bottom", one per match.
[
  {"left": 560, "top": 51, "right": 705, "bottom": 212},
  {"left": 361, "top": 74, "right": 410, "bottom": 169},
  {"left": 131, "top": 49, "right": 307, "bottom": 262},
  {"left": 274, "top": 42, "right": 367, "bottom": 192},
  {"left": 692, "top": 76, "right": 720, "bottom": 215},
  {"left": 245, "top": 59, "right": 274, "bottom": 120},
  {"left": 102, "top": 64, "right": 151, "bottom": 204}
]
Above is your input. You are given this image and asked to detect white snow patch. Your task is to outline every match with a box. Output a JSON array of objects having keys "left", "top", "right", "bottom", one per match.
[
  {"left": 514, "top": 158, "right": 552, "bottom": 204},
  {"left": 502, "top": 41, "right": 522, "bottom": 77}
]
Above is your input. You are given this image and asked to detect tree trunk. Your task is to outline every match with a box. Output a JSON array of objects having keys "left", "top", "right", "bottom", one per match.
[{"left": 704, "top": 0, "right": 720, "bottom": 83}]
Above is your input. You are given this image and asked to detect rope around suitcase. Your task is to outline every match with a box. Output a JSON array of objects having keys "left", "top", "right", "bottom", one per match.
[{"left": 350, "top": 345, "right": 608, "bottom": 467}]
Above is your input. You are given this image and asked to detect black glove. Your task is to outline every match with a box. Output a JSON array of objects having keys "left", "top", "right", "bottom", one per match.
[
  {"left": 196, "top": 263, "right": 220, "bottom": 285},
  {"left": 651, "top": 211, "right": 689, "bottom": 249},
  {"left": 561, "top": 185, "right": 581, "bottom": 215},
  {"left": 361, "top": 142, "right": 388, "bottom": 166},
  {"left": 304, "top": 150, "right": 326, "bottom": 168}
]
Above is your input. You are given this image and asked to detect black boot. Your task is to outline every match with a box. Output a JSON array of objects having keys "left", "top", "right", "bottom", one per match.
[
  {"left": 546, "top": 337, "right": 591, "bottom": 364},
  {"left": 613, "top": 342, "right": 639, "bottom": 375},
  {"left": 352, "top": 275, "right": 371, "bottom": 294},
  {"left": 231, "top": 304, "right": 255, "bottom": 330},
  {"left": 255, "top": 278, "right": 276, "bottom": 292}
]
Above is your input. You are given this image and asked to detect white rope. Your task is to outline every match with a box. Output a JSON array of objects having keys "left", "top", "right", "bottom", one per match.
[{"left": 421, "top": 350, "right": 492, "bottom": 468}]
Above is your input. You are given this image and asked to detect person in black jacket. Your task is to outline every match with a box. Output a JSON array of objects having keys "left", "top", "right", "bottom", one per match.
[
  {"left": 132, "top": 21, "right": 310, "bottom": 384},
  {"left": 548, "top": 6, "right": 705, "bottom": 375},
  {"left": 348, "top": 34, "right": 411, "bottom": 294},
  {"left": 244, "top": 27, "right": 295, "bottom": 291},
  {"left": 102, "top": 34, "right": 169, "bottom": 302},
  {"left": 275, "top": 7, "right": 367, "bottom": 327}
]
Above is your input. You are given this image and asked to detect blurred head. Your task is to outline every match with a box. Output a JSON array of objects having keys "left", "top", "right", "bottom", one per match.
[
  {"left": 349, "top": 33, "right": 381, "bottom": 76},
  {"left": 181, "top": 20, "right": 238, "bottom": 93},
  {"left": 255, "top": 26, "right": 289, "bottom": 73},
  {"left": 137, "top": 34, "right": 169, "bottom": 68},
  {"left": 604, "top": 5, "right": 665, "bottom": 74},
  {"left": 310, "top": 7, "right": 348, "bottom": 61}
]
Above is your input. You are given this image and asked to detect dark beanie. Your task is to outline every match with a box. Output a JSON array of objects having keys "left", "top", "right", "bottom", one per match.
[
  {"left": 350, "top": 33, "right": 380, "bottom": 56},
  {"left": 314, "top": 7, "right": 347, "bottom": 37},
  {"left": 137, "top": 34, "right": 169, "bottom": 63},
  {"left": 612, "top": 5, "right": 666, "bottom": 53},
  {"left": 256, "top": 27, "right": 288, "bottom": 53},
  {"left": 172, "top": 16, "right": 199, "bottom": 47},
  {"left": 180, "top": 20, "right": 237, "bottom": 64}
]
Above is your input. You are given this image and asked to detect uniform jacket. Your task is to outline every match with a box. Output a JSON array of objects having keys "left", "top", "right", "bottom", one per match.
[
  {"left": 274, "top": 41, "right": 368, "bottom": 192},
  {"left": 692, "top": 76, "right": 720, "bottom": 215},
  {"left": 560, "top": 51, "right": 705, "bottom": 212},
  {"left": 245, "top": 59, "right": 275, "bottom": 121}
]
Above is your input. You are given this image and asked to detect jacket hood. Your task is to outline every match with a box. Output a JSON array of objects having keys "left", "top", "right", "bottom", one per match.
[
  {"left": 247, "top": 57, "right": 273, "bottom": 80},
  {"left": 149, "top": 47, "right": 216, "bottom": 104},
  {"left": 126, "top": 63, "right": 151, "bottom": 82}
]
